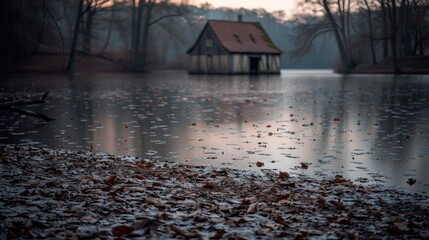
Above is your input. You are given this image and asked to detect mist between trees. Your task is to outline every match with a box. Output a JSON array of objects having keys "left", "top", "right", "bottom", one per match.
[{"left": 1, "top": 0, "right": 428, "bottom": 74}]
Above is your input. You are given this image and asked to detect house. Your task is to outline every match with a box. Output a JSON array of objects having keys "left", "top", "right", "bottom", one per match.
[{"left": 187, "top": 19, "right": 282, "bottom": 74}]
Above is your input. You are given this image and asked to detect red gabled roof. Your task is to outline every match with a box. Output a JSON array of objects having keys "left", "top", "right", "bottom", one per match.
[{"left": 188, "top": 20, "right": 282, "bottom": 54}]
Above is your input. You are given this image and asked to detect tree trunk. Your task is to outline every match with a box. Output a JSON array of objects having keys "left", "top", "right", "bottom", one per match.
[
  {"left": 131, "top": 0, "right": 136, "bottom": 61},
  {"left": 323, "top": 0, "right": 351, "bottom": 74},
  {"left": 140, "top": 2, "right": 155, "bottom": 71},
  {"left": 66, "top": 0, "right": 84, "bottom": 72},
  {"left": 345, "top": 0, "right": 353, "bottom": 65},
  {"left": 364, "top": 0, "right": 377, "bottom": 64},
  {"left": 396, "top": 0, "right": 406, "bottom": 58},
  {"left": 401, "top": 2, "right": 413, "bottom": 56},
  {"left": 132, "top": 0, "right": 145, "bottom": 69},
  {"left": 102, "top": 7, "right": 115, "bottom": 51},
  {"left": 387, "top": 0, "right": 401, "bottom": 74},
  {"left": 380, "top": 0, "right": 389, "bottom": 58},
  {"left": 83, "top": 9, "right": 94, "bottom": 53}
]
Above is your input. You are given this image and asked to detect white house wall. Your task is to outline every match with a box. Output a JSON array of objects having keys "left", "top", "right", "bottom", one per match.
[
  {"left": 189, "top": 55, "right": 230, "bottom": 74},
  {"left": 189, "top": 54, "right": 280, "bottom": 74}
]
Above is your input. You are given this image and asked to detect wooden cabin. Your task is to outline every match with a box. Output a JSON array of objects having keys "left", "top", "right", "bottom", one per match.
[{"left": 187, "top": 20, "right": 282, "bottom": 74}]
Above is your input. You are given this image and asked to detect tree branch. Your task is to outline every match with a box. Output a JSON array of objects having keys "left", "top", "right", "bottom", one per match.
[
  {"left": 0, "top": 91, "right": 54, "bottom": 121},
  {"left": 149, "top": 14, "right": 181, "bottom": 26}
]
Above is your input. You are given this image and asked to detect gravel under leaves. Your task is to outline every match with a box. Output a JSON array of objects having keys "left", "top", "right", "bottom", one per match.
[{"left": 0, "top": 144, "right": 428, "bottom": 239}]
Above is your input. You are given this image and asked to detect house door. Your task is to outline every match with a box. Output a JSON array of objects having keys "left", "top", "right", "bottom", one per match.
[{"left": 249, "top": 57, "right": 259, "bottom": 74}]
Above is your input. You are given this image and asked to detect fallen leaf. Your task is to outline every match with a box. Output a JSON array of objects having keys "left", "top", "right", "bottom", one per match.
[
  {"left": 256, "top": 161, "right": 264, "bottom": 167},
  {"left": 336, "top": 217, "right": 351, "bottom": 225},
  {"left": 279, "top": 171, "right": 290, "bottom": 179},
  {"left": 80, "top": 216, "right": 98, "bottom": 224},
  {"left": 272, "top": 215, "right": 289, "bottom": 227},
  {"left": 387, "top": 222, "right": 409, "bottom": 235},
  {"left": 332, "top": 178, "right": 348, "bottom": 184},
  {"left": 211, "top": 230, "right": 225, "bottom": 239},
  {"left": 134, "top": 175, "right": 145, "bottom": 180},
  {"left": 317, "top": 197, "right": 327, "bottom": 208},
  {"left": 104, "top": 175, "right": 117, "bottom": 185},
  {"left": 112, "top": 225, "right": 134, "bottom": 237},
  {"left": 203, "top": 182, "right": 215, "bottom": 189},
  {"left": 144, "top": 197, "right": 160, "bottom": 205},
  {"left": 247, "top": 203, "right": 258, "bottom": 214}
]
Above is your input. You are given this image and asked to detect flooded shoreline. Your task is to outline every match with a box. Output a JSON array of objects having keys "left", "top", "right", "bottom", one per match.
[{"left": 1, "top": 71, "right": 429, "bottom": 193}]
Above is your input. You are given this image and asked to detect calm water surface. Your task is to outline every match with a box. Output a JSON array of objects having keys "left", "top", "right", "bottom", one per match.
[{"left": 1, "top": 71, "right": 429, "bottom": 193}]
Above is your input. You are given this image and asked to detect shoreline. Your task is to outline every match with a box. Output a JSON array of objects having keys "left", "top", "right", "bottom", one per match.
[
  {"left": 6, "top": 54, "right": 429, "bottom": 75},
  {"left": 1, "top": 144, "right": 428, "bottom": 239},
  {"left": 351, "top": 56, "right": 429, "bottom": 75}
]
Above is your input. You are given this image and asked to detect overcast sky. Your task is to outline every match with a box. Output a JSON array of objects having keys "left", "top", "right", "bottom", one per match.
[{"left": 191, "top": 0, "right": 298, "bottom": 17}]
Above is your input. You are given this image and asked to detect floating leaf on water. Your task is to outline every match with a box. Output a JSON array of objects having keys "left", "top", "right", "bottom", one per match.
[
  {"left": 407, "top": 178, "right": 416, "bottom": 185},
  {"left": 256, "top": 161, "right": 264, "bottom": 167},
  {"left": 300, "top": 162, "right": 309, "bottom": 169}
]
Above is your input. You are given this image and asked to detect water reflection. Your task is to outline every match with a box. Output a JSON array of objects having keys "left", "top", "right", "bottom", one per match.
[{"left": 1, "top": 71, "right": 428, "bottom": 193}]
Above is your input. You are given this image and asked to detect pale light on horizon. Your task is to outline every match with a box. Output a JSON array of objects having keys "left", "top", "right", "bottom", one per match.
[{"left": 190, "top": 0, "right": 298, "bottom": 18}]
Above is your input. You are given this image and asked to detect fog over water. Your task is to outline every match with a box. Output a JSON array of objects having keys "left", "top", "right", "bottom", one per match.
[{"left": 1, "top": 71, "right": 428, "bottom": 193}]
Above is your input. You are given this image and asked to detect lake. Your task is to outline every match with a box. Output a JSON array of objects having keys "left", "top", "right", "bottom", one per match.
[{"left": 1, "top": 70, "right": 428, "bottom": 193}]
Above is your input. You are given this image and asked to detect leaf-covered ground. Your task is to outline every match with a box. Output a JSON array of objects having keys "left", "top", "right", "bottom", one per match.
[{"left": 1, "top": 145, "right": 428, "bottom": 239}]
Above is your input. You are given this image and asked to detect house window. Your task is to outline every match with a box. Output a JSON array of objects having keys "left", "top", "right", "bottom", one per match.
[{"left": 206, "top": 38, "right": 213, "bottom": 48}]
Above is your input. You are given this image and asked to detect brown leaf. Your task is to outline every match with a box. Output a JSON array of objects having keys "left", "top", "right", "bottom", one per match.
[
  {"left": 256, "top": 161, "right": 264, "bottom": 167},
  {"left": 332, "top": 178, "right": 348, "bottom": 184},
  {"left": 104, "top": 175, "right": 117, "bottom": 185},
  {"left": 170, "top": 225, "right": 201, "bottom": 238},
  {"left": 112, "top": 225, "right": 134, "bottom": 237},
  {"left": 317, "top": 197, "right": 327, "bottom": 208},
  {"left": 211, "top": 230, "right": 225, "bottom": 239},
  {"left": 336, "top": 217, "right": 351, "bottom": 225},
  {"left": 134, "top": 175, "right": 145, "bottom": 180},
  {"left": 26, "top": 179, "right": 39, "bottom": 186},
  {"left": 144, "top": 197, "right": 159, "bottom": 205},
  {"left": 100, "top": 185, "right": 112, "bottom": 191},
  {"left": 247, "top": 203, "right": 258, "bottom": 214},
  {"left": 169, "top": 225, "right": 186, "bottom": 237},
  {"left": 279, "top": 171, "right": 290, "bottom": 179},
  {"left": 300, "top": 162, "right": 308, "bottom": 169},
  {"left": 387, "top": 222, "right": 409, "bottom": 235},
  {"left": 272, "top": 215, "right": 289, "bottom": 227},
  {"left": 203, "top": 182, "right": 215, "bottom": 189},
  {"left": 113, "top": 186, "right": 125, "bottom": 194}
]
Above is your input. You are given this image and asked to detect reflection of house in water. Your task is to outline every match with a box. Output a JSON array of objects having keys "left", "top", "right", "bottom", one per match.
[{"left": 187, "top": 17, "right": 282, "bottom": 74}]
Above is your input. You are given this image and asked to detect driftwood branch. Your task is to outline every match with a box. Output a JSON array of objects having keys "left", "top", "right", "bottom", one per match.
[{"left": 0, "top": 91, "right": 54, "bottom": 121}]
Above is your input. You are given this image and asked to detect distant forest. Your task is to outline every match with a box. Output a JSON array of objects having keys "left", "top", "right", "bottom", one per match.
[{"left": 1, "top": 0, "right": 428, "bottom": 73}]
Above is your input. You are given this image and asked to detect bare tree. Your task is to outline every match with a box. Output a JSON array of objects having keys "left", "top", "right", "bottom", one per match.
[
  {"left": 363, "top": 0, "right": 377, "bottom": 63},
  {"left": 322, "top": 0, "right": 352, "bottom": 73},
  {"left": 385, "top": 0, "right": 405, "bottom": 73},
  {"left": 66, "top": 0, "right": 84, "bottom": 72},
  {"left": 131, "top": 0, "right": 187, "bottom": 71}
]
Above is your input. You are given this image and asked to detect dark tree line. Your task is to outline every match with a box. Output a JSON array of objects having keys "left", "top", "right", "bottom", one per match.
[
  {"left": 0, "top": 0, "right": 64, "bottom": 76},
  {"left": 294, "top": 0, "right": 429, "bottom": 73},
  {"left": 1, "top": 0, "right": 347, "bottom": 75}
]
